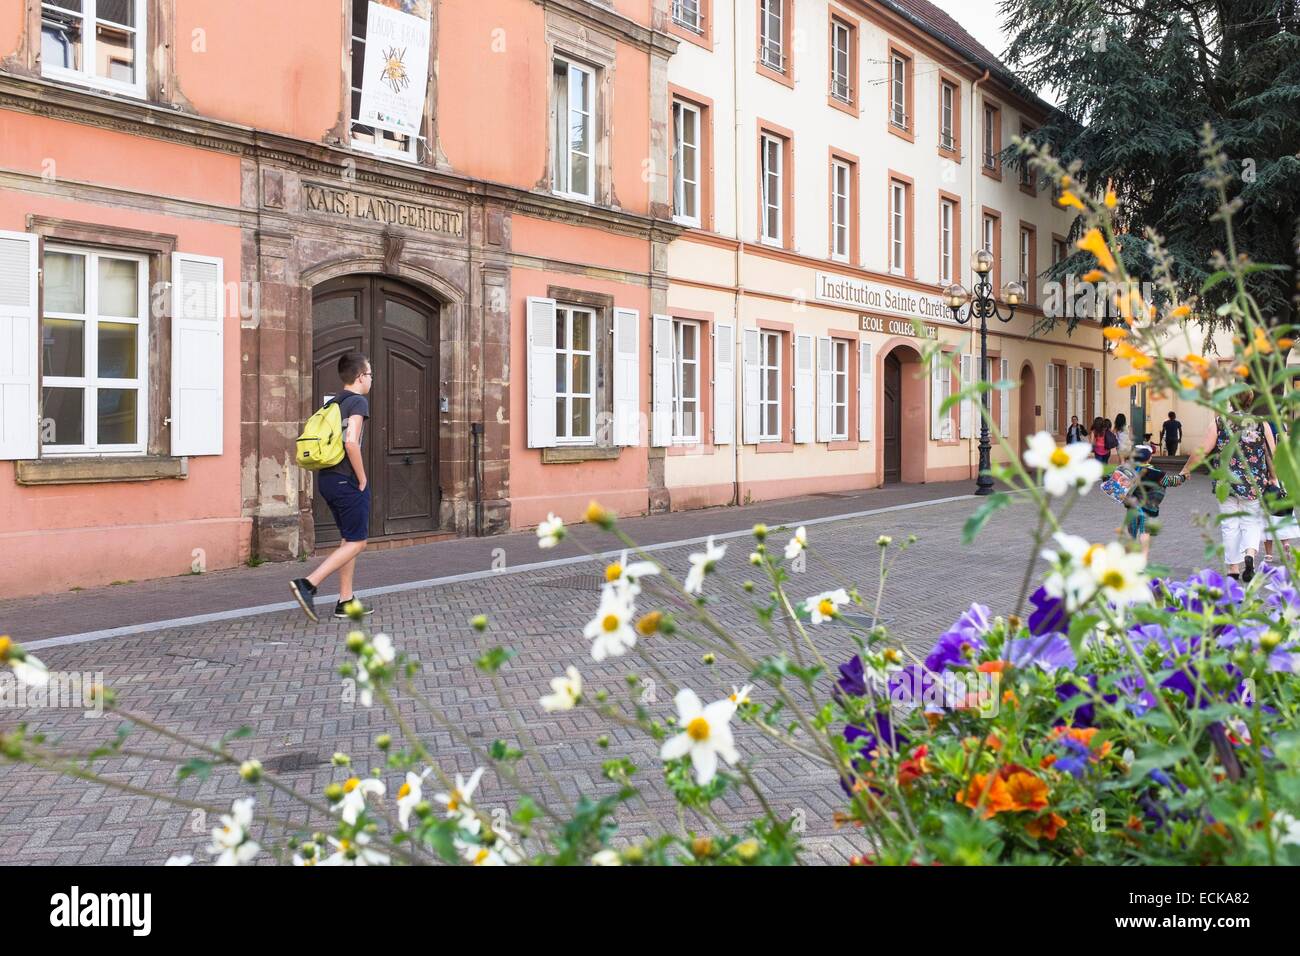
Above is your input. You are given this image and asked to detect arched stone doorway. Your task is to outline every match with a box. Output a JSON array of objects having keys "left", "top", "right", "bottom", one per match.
[
  {"left": 1018, "top": 362, "right": 1037, "bottom": 453},
  {"left": 878, "top": 342, "right": 925, "bottom": 484},
  {"left": 311, "top": 274, "right": 441, "bottom": 544}
]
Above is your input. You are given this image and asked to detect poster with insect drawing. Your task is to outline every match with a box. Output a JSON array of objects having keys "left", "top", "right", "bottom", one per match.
[{"left": 357, "top": 1, "right": 432, "bottom": 138}]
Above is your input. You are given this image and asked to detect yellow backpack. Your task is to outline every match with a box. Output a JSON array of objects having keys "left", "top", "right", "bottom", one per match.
[{"left": 295, "top": 398, "right": 346, "bottom": 470}]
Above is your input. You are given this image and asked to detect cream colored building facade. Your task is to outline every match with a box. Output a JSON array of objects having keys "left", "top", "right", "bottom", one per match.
[{"left": 657, "top": 0, "right": 1111, "bottom": 508}]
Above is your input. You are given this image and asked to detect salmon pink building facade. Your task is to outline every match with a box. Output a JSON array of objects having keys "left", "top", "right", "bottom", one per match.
[{"left": 1, "top": 0, "right": 1109, "bottom": 599}]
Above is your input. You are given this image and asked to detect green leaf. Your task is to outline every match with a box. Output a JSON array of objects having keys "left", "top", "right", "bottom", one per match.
[
  {"left": 220, "top": 726, "right": 253, "bottom": 747},
  {"left": 1066, "top": 613, "right": 1099, "bottom": 660},
  {"left": 177, "top": 758, "right": 213, "bottom": 782},
  {"left": 475, "top": 646, "right": 516, "bottom": 673},
  {"left": 1130, "top": 746, "right": 1191, "bottom": 779},
  {"left": 1200, "top": 270, "right": 1233, "bottom": 294},
  {"left": 962, "top": 492, "right": 1010, "bottom": 544}
]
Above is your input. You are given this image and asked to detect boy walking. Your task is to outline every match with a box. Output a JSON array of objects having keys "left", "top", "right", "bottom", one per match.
[
  {"left": 1121, "top": 444, "right": 1187, "bottom": 557},
  {"left": 290, "top": 353, "right": 374, "bottom": 622}
]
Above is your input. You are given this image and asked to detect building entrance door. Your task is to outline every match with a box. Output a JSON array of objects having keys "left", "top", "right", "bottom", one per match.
[
  {"left": 883, "top": 352, "right": 902, "bottom": 484},
  {"left": 311, "top": 275, "right": 440, "bottom": 544}
]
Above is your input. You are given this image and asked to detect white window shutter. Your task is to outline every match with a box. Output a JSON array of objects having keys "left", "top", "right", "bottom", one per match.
[
  {"left": 0, "top": 232, "right": 39, "bottom": 461},
  {"left": 815, "top": 336, "right": 833, "bottom": 443},
  {"left": 612, "top": 307, "right": 640, "bottom": 446},
  {"left": 651, "top": 313, "right": 674, "bottom": 447},
  {"left": 930, "top": 357, "right": 945, "bottom": 439},
  {"left": 999, "top": 357, "right": 1010, "bottom": 437},
  {"left": 858, "top": 341, "right": 873, "bottom": 442},
  {"left": 959, "top": 354, "right": 973, "bottom": 439},
  {"left": 742, "top": 328, "right": 761, "bottom": 444},
  {"left": 1046, "top": 362, "right": 1057, "bottom": 435},
  {"left": 712, "top": 322, "right": 734, "bottom": 445},
  {"left": 1076, "top": 367, "right": 1086, "bottom": 424},
  {"left": 794, "top": 333, "right": 815, "bottom": 443},
  {"left": 1066, "top": 366, "right": 1076, "bottom": 426},
  {"left": 171, "top": 253, "right": 225, "bottom": 457},
  {"left": 1093, "top": 367, "right": 1102, "bottom": 422},
  {"left": 525, "top": 296, "right": 557, "bottom": 448}
]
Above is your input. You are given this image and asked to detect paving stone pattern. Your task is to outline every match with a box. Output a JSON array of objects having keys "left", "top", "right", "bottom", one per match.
[{"left": 0, "top": 478, "right": 1226, "bottom": 864}]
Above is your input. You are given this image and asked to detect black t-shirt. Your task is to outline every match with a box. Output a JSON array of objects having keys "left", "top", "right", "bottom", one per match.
[
  {"left": 322, "top": 391, "right": 369, "bottom": 481},
  {"left": 1161, "top": 419, "right": 1181, "bottom": 443}
]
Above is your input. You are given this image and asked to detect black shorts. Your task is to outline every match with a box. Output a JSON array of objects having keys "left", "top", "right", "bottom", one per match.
[{"left": 318, "top": 472, "right": 370, "bottom": 542}]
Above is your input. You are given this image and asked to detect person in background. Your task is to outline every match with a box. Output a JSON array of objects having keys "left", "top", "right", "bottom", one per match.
[
  {"left": 1066, "top": 415, "right": 1086, "bottom": 445},
  {"left": 1121, "top": 444, "right": 1187, "bottom": 558},
  {"left": 1161, "top": 411, "right": 1182, "bottom": 457},
  {"left": 1091, "top": 416, "right": 1112, "bottom": 464},
  {"left": 1262, "top": 417, "right": 1298, "bottom": 564},
  {"left": 1114, "top": 412, "right": 1133, "bottom": 459},
  {"left": 1179, "top": 391, "right": 1275, "bottom": 583}
]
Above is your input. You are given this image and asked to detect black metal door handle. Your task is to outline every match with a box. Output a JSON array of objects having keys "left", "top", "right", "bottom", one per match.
[{"left": 404, "top": 455, "right": 412, "bottom": 465}]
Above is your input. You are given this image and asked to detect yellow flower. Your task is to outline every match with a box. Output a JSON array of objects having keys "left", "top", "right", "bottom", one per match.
[
  {"left": 1114, "top": 341, "right": 1153, "bottom": 369},
  {"left": 1279, "top": 338, "right": 1295, "bottom": 351},
  {"left": 1104, "top": 189, "right": 1117, "bottom": 208},
  {"left": 1081, "top": 269, "right": 1105, "bottom": 283},
  {"left": 1076, "top": 228, "right": 1117, "bottom": 274},
  {"left": 1058, "top": 190, "right": 1086, "bottom": 211},
  {"left": 1252, "top": 326, "right": 1273, "bottom": 355},
  {"left": 1183, "top": 353, "right": 1210, "bottom": 374},
  {"left": 1116, "top": 373, "right": 1151, "bottom": 388},
  {"left": 1102, "top": 326, "right": 1129, "bottom": 341},
  {"left": 1179, "top": 377, "right": 1196, "bottom": 389},
  {"left": 1234, "top": 364, "right": 1250, "bottom": 377},
  {"left": 1060, "top": 174, "right": 1072, "bottom": 188},
  {"left": 1170, "top": 304, "right": 1191, "bottom": 319}
]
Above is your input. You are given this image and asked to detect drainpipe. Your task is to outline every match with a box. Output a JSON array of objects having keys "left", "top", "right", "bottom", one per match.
[
  {"left": 731, "top": 0, "right": 745, "bottom": 508},
  {"left": 969, "top": 69, "right": 990, "bottom": 480}
]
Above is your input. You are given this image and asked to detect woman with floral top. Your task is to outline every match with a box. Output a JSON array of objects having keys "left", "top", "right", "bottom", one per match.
[{"left": 1179, "top": 391, "right": 1277, "bottom": 582}]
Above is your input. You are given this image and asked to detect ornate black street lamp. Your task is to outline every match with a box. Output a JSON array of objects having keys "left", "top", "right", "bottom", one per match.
[{"left": 944, "top": 249, "right": 1025, "bottom": 496}]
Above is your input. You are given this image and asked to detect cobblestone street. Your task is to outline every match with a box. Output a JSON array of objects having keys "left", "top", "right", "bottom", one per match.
[{"left": 0, "top": 478, "right": 1223, "bottom": 865}]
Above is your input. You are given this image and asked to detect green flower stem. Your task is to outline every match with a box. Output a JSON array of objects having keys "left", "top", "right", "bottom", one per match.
[{"left": 488, "top": 668, "right": 575, "bottom": 816}]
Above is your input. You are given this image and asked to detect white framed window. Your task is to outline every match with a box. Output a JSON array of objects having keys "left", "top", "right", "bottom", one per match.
[
  {"left": 760, "top": 0, "right": 785, "bottom": 73},
  {"left": 760, "top": 132, "right": 784, "bottom": 246},
  {"left": 831, "top": 159, "right": 851, "bottom": 262},
  {"left": 1020, "top": 229, "right": 1032, "bottom": 284},
  {"left": 673, "top": 100, "right": 701, "bottom": 226},
  {"left": 554, "top": 305, "right": 596, "bottom": 443},
  {"left": 759, "top": 330, "right": 781, "bottom": 441},
  {"left": 349, "top": 0, "right": 426, "bottom": 162},
  {"left": 1019, "top": 127, "right": 1035, "bottom": 187},
  {"left": 830, "top": 18, "right": 852, "bottom": 103},
  {"left": 890, "top": 54, "right": 908, "bottom": 128},
  {"left": 41, "top": 0, "right": 146, "bottom": 97},
  {"left": 831, "top": 339, "right": 849, "bottom": 440},
  {"left": 889, "top": 180, "right": 907, "bottom": 276},
  {"left": 940, "top": 81, "right": 956, "bottom": 150},
  {"left": 983, "top": 215, "right": 996, "bottom": 256},
  {"left": 940, "top": 199, "right": 955, "bottom": 284},
  {"left": 672, "top": 0, "right": 704, "bottom": 34},
  {"left": 983, "top": 104, "right": 998, "bottom": 168},
  {"left": 40, "top": 246, "right": 148, "bottom": 455},
  {"left": 1052, "top": 237, "right": 1067, "bottom": 266},
  {"left": 553, "top": 57, "right": 596, "bottom": 201},
  {"left": 671, "top": 319, "right": 700, "bottom": 443}
]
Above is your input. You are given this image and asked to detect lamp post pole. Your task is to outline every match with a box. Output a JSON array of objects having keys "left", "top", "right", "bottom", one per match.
[{"left": 944, "top": 252, "right": 1023, "bottom": 497}]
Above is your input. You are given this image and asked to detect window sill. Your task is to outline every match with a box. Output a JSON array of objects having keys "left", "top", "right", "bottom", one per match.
[
  {"left": 16, "top": 456, "right": 188, "bottom": 485},
  {"left": 827, "top": 439, "right": 858, "bottom": 451},
  {"left": 542, "top": 446, "right": 620, "bottom": 464}
]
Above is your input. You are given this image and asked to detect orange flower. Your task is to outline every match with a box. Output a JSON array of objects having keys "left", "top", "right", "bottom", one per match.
[
  {"left": 1116, "top": 373, "right": 1150, "bottom": 388},
  {"left": 1114, "top": 341, "right": 1154, "bottom": 369},
  {"left": 1126, "top": 815, "right": 1143, "bottom": 832},
  {"left": 1104, "top": 189, "right": 1117, "bottom": 209},
  {"left": 1234, "top": 364, "right": 1250, "bottom": 378},
  {"left": 984, "top": 732, "right": 1003, "bottom": 752},
  {"left": 978, "top": 660, "right": 1010, "bottom": 674},
  {"left": 1102, "top": 326, "right": 1129, "bottom": 341},
  {"left": 1003, "top": 771, "right": 1050, "bottom": 812},
  {"left": 956, "top": 773, "right": 1017, "bottom": 818},
  {"left": 1179, "top": 377, "right": 1196, "bottom": 390},
  {"left": 1279, "top": 338, "right": 1295, "bottom": 351},
  {"left": 1058, "top": 190, "right": 1086, "bottom": 211},
  {"left": 1002, "top": 688, "right": 1019, "bottom": 708},
  {"left": 1026, "top": 812, "right": 1067, "bottom": 840},
  {"left": 1171, "top": 304, "right": 1191, "bottom": 319},
  {"left": 898, "top": 745, "right": 930, "bottom": 788},
  {"left": 1183, "top": 352, "right": 1210, "bottom": 374},
  {"left": 1081, "top": 268, "right": 1105, "bottom": 283},
  {"left": 1077, "top": 228, "right": 1117, "bottom": 273},
  {"left": 1039, "top": 754, "right": 1058, "bottom": 770}
]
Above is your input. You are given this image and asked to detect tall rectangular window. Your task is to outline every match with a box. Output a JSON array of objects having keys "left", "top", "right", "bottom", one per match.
[
  {"left": 890, "top": 54, "right": 909, "bottom": 129},
  {"left": 1019, "top": 124, "right": 1036, "bottom": 189},
  {"left": 672, "top": 0, "right": 703, "bottom": 34},
  {"left": 760, "top": 132, "right": 784, "bottom": 246},
  {"left": 830, "top": 18, "right": 852, "bottom": 103},
  {"left": 554, "top": 306, "right": 596, "bottom": 443},
  {"left": 1052, "top": 237, "right": 1067, "bottom": 266},
  {"left": 1020, "top": 225, "right": 1036, "bottom": 303},
  {"left": 41, "top": 0, "right": 146, "bottom": 97},
  {"left": 351, "top": 1, "right": 427, "bottom": 161},
  {"left": 553, "top": 58, "right": 596, "bottom": 201},
  {"left": 940, "top": 81, "right": 956, "bottom": 151},
  {"left": 983, "top": 102, "right": 1001, "bottom": 171},
  {"left": 759, "top": 330, "right": 782, "bottom": 441},
  {"left": 831, "top": 339, "right": 849, "bottom": 440},
  {"left": 41, "top": 246, "right": 148, "bottom": 454},
  {"left": 940, "top": 198, "right": 955, "bottom": 284},
  {"left": 672, "top": 319, "right": 700, "bottom": 442},
  {"left": 889, "top": 179, "right": 908, "bottom": 276},
  {"left": 983, "top": 215, "right": 995, "bottom": 257},
  {"left": 760, "top": 0, "right": 785, "bottom": 73},
  {"left": 831, "top": 159, "right": 852, "bottom": 262},
  {"left": 673, "top": 100, "right": 701, "bottom": 226}
]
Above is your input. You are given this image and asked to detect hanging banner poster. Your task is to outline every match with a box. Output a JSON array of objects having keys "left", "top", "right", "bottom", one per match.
[{"left": 356, "top": 1, "right": 431, "bottom": 138}]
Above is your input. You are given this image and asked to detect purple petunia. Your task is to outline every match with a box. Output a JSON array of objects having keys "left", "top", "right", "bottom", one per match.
[
  {"left": 924, "top": 603, "right": 991, "bottom": 672},
  {"left": 1028, "top": 585, "right": 1067, "bottom": 637},
  {"left": 1008, "top": 634, "right": 1076, "bottom": 673}
]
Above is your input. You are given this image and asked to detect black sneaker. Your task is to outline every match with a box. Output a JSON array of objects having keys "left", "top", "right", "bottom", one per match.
[
  {"left": 289, "top": 578, "right": 319, "bottom": 622},
  {"left": 334, "top": 599, "right": 374, "bottom": 620},
  {"left": 1242, "top": 555, "right": 1255, "bottom": 584}
]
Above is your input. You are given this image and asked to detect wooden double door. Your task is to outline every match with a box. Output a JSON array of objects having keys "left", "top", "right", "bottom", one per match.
[
  {"left": 883, "top": 352, "right": 902, "bottom": 483},
  {"left": 311, "top": 276, "right": 440, "bottom": 544}
]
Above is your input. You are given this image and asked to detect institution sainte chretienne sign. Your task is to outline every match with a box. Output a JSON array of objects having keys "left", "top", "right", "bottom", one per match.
[{"left": 814, "top": 272, "right": 945, "bottom": 339}]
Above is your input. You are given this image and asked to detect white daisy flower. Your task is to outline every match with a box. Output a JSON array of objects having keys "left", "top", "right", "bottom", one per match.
[
  {"left": 208, "top": 797, "right": 260, "bottom": 866},
  {"left": 685, "top": 536, "right": 727, "bottom": 595},
  {"left": 1085, "top": 541, "right": 1152, "bottom": 607},
  {"left": 1023, "top": 431, "right": 1104, "bottom": 497},
  {"left": 397, "top": 768, "right": 432, "bottom": 830},
  {"left": 540, "top": 665, "right": 583, "bottom": 712},
  {"left": 456, "top": 833, "right": 523, "bottom": 866},
  {"left": 591, "top": 849, "right": 622, "bottom": 866},
  {"left": 803, "top": 588, "right": 850, "bottom": 624},
  {"left": 336, "top": 776, "right": 386, "bottom": 826},
  {"left": 10, "top": 653, "right": 48, "bottom": 688},
  {"left": 355, "top": 659, "right": 374, "bottom": 708},
  {"left": 784, "top": 526, "right": 808, "bottom": 561},
  {"left": 537, "top": 513, "right": 565, "bottom": 549},
  {"left": 164, "top": 854, "right": 193, "bottom": 866},
  {"left": 603, "top": 549, "right": 661, "bottom": 597},
  {"left": 435, "top": 767, "right": 485, "bottom": 820},
  {"left": 584, "top": 585, "right": 638, "bottom": 661},
  {"left": 320, "top": 832, "right": 390, "bottom": 866},
  {"left": 659, "top": 688, "right": 741, "bottom": 786},
  {"left": 1041, "top": 532, "right": 1100, "bottom": 610},
  {"left": 1273, "top": 811, "right": 1300, "bottom": 848},
  {"left": 369, "top": 633, "right": 395, "bottom": 665},
  {"left": 728, "top": 684, "right": 753, "bottom": 708}
]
